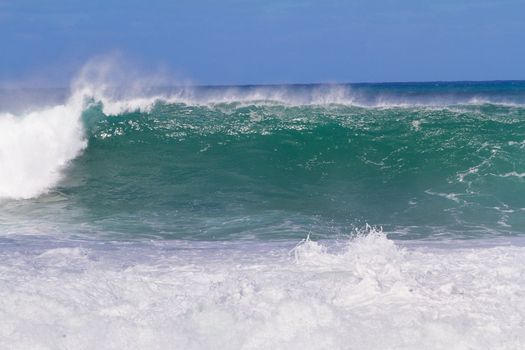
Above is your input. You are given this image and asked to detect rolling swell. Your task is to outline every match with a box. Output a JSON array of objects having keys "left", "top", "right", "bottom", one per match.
[
  {"left": 48, "top": 100, "right": 525, "bottom": 239},
  {"left": 2, "top": 82, "right": 525, "bottom": 239}
]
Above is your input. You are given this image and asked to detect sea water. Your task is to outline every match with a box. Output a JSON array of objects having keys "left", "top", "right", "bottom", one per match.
[{"left": 1, "top": 80, "right": 525, "bottom": 349}]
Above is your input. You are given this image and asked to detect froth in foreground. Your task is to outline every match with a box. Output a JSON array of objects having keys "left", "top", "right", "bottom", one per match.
[{"left": 1, "top": 232, "right": 524, "bottom": 350}]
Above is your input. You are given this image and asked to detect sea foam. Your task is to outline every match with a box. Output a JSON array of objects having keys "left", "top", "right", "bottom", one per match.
[
  {"left": 0, "top": 101, "right": 86, "bottom": 199},
  {"left": 1, "top": 231, "right": 524, "bottom": 349}
]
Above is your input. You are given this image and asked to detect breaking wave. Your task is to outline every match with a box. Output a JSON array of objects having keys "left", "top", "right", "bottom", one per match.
[{"left": 1, "top": 77, "right": 525, "bottom": 238}]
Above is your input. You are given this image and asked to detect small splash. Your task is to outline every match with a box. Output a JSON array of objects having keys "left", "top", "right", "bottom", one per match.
[
  {"left": 411, "top": 120, "right": 421, "bottom": 131},
  {"left": 291, "top": 225, "right": 400, "bottom": 267}
]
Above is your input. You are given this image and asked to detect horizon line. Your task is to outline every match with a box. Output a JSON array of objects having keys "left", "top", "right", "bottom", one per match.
[{"left": 1, "top": 79, "right": 525, "bottom": 90}]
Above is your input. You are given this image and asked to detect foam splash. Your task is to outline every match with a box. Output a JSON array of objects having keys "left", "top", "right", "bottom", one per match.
[
  {"left": 1, "top": 231, "right": 524, "bottom": 349},
  {"left": 0, "top": 101, "right": 86, "bottom": 199},
  {"left": 0, "top": 57, "right": 165, "bottom": 200}
]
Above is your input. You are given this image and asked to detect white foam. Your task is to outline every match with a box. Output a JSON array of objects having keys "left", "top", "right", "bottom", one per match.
[
  {"left": 496, "top": 171, "right": 525, "bottom": 178},
  {"left": 1, "top": 231, "right": 524, "bottom": 349},
  {"left": 0, "top": 100, "right": 87, "bottom": 199}
]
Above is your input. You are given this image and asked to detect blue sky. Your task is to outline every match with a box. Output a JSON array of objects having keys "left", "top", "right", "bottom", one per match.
[{"left": 1, "top": 0, "right": 524, "bottom": 86}]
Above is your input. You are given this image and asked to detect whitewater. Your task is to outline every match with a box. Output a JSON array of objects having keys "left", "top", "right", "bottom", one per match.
[{"left": 1, "top": 77, "right": 525, "bottom": 349}]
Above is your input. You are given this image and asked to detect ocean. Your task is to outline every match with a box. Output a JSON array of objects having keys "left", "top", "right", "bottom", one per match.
[{"left": 1, "top": 81, "right": 525, "bottom": 349}]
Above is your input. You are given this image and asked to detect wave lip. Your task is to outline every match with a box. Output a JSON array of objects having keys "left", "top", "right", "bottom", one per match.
[
  {"left": 88, "top": 85, "right": 525, "bottom": 112},
  {"left": 0, "top": 102, "right": 86, "bottom": 199}
]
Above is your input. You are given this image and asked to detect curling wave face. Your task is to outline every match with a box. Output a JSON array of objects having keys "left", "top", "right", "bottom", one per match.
[{"left": 1, "top": 82, "right": 525, "bottom": 239}]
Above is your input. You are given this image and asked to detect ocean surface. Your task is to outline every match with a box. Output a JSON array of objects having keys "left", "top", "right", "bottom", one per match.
[{"left": 1, "top": 81, "right": 525, "bottom": 349}]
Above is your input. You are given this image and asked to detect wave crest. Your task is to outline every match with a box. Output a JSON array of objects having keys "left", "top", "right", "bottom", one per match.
[{"left": 0, "top": 102, "right": 86, "bottom": 199}]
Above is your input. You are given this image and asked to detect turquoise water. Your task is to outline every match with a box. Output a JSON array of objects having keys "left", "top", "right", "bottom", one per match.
[{"left": 2, "top": 82, "right": 525, "bottom": 240}]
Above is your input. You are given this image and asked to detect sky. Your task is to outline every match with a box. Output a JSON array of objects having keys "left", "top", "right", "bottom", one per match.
[{"left": 1, "top": 0, "right": 524, "bottom": 86}]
